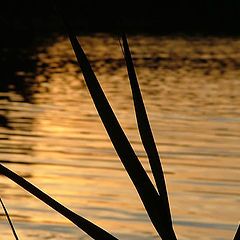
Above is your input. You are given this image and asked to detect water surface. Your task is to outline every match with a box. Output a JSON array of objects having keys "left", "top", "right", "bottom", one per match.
[{"left": 0, "top": 34, "right": 240, "bottom": 239}]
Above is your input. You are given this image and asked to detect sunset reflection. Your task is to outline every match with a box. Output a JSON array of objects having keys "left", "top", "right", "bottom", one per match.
[{"left": 0, "top": 34, "right": 240, "bottom": 240}]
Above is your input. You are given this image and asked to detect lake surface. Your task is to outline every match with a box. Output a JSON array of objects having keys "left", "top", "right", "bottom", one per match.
[{"left": 0, "top": 34, "right": 239, "bottom": 240}]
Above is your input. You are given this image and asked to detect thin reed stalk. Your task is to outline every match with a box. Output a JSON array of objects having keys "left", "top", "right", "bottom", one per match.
[{"left": 0, "top": 197, "right": 19, "bottom": 240}]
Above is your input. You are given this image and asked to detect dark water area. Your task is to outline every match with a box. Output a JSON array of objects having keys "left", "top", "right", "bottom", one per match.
[
  {"left": 1, "top": 1, "right": 240, "bottom": 35},
  {"left": 0, "top": 33, "right": 240, "bottom": 239}
]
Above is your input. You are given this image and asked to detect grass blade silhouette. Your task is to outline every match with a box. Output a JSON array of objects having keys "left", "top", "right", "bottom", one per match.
[
  {"left": 121, "top": 33, "right": 174, "bottom": 232},
  {"left": 233, "top": 224, "right": 240, "bottom": 240},
  {"left": 0, "top": 164, "right": 118, "bottom": 240},
  {"left": 59, "top": 14, "right": 177, "bottom": 240},
  {"left": 0, "top": 197, "right": 19, "bottom": 240}
]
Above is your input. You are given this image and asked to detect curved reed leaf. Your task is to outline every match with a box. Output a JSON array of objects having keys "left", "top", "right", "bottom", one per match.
[
  {"left": 120, "top": 33, "right": 173, "bottom": 228},
  {"left": 0, "top": 197, "right": 19, "bottom": 240},
  {"left": 0, "top": 164, "right": 118, "bottom": 240},
  {"left": 233, "top": 224, "right": 240, "bottom": 240},
  {"left": 59, "top": 12, "right": 177, "bottom": 239}
]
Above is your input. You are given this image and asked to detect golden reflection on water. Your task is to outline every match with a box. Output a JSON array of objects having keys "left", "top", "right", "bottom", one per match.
[{"left": 0, "top": 34, "right": 240, "bottom": 239}]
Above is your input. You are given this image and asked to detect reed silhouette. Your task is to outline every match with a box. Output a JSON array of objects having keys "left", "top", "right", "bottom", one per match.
[
  {"left": 0, "top": 197, "right": 19, "bottom": 240},
  {"left": 0, "top": 164, "right": 118, "bottom": 240}
]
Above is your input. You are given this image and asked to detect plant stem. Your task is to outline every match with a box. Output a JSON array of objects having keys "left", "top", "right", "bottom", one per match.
[{"left": 0, "top": 197, "right": 19, "bottom": 240}]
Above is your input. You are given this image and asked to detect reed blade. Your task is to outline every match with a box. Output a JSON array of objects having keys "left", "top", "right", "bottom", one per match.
[
  {"left": 233, "top": 224, "right": 240, "bottom": 240},
  {"left": 0, "top": 164, "right": 118, "bottom": 240},
  {"left": 57, "top": 11, "right": 176, "bottom": 239},
  {"left": 121, "top": 33, "right": 173, "bottom": 227},
  {"left": 0, "top": 197, "right": 19, "bottom": 240}
]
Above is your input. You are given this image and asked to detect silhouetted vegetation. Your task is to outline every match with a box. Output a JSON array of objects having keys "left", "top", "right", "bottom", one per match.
[{"left": 0, "top": 197, "right": 19, "bottom": 240}]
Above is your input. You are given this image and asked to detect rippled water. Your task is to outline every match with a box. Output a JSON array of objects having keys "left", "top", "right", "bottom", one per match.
[{"left": 0, "top": 34, "right": 240, "bottom": 240}]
